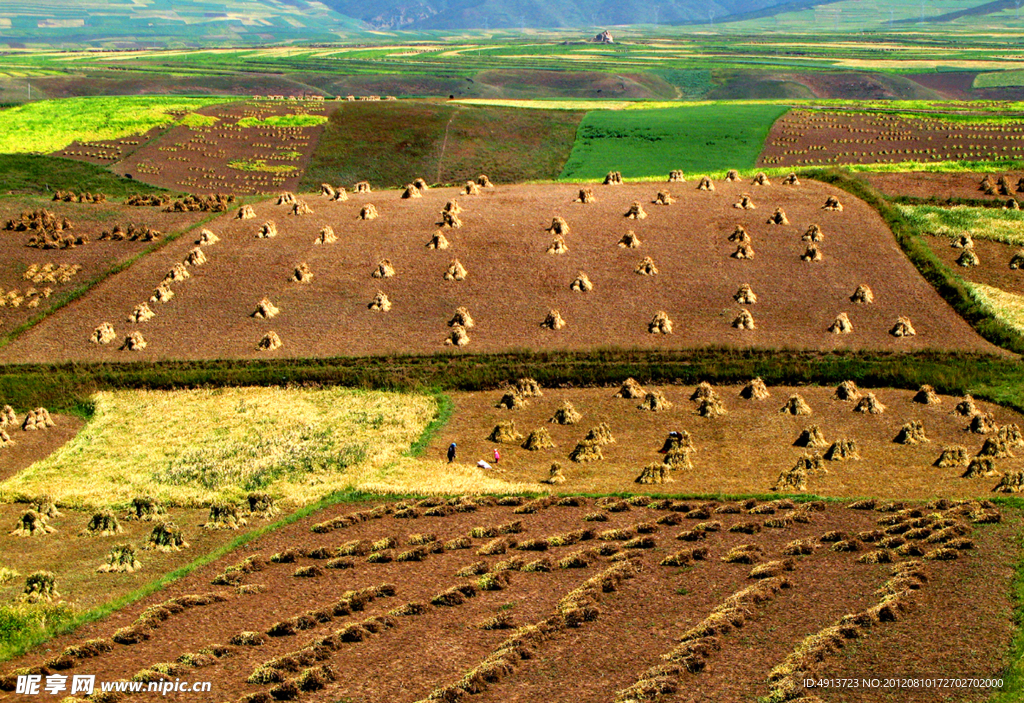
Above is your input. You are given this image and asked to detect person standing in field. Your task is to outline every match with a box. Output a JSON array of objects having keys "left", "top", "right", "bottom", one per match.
[
  {"left": 447, "top": 442, "right": 457, "bottom": 463},
  {"left": 493, "top": 448, "right": 501, "bottom": 464}
]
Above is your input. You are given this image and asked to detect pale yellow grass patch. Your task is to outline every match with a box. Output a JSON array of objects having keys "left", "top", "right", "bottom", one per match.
[
  {"left": 359, "top": 457, "right": 540, "bottom": 496},
  {"left": 965, "top": 282, "right": 1024, "bottom": 335},
  {"left": 0, "top": 387, "right": 437, "bottom": 510}
]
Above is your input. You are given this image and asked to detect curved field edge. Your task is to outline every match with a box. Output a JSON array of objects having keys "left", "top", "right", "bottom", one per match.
[{"left": 0, "top": 154, "right": 166, "bottom": 197}]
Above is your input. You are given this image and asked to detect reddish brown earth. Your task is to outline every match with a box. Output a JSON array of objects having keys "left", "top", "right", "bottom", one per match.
[
  {"left": 0, "top": 497, "right": 1015, "bottom": 703},
  {"left": 0, "top": 197, "right": 210, "bottom": 335},
  {"left": 861, "top": 171, "right": 1024, "bottom": 201},
  {"left": 922, "top": 235, "right": 1024, "bottom": 296},
  {"left": 60, "top": 100, "right": 334, "bottom": 196},
  {"left": 902, "top": 72, "right": 981, "bottom": 101},
  {"left": 0, "top": 413, "right": 84, "bottom": 483},
  {"left": 0, "top": 180, "right": 1004, "bottom": 364},
  {"left": 432, "top": 384, "right": 1024, "bottom": 500},
  {"left": 759, "top": 110, "right": 1024, "bottom": 168}
]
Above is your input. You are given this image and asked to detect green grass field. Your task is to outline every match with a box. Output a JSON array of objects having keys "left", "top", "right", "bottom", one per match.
[
  {"left": 897, "top": 204, "right": 1024, "bottom": 246},
  {"left": 559, "top": 104, "right": 789, "bottom": 181},
  {"left": 0, "top": 96, "right": 230, "bottom": 154},
  {"left": 300, "top": 101, "right": 583, "bottom": 189},
  {"left": 0, "top": 154, "right": 165, "bottom": 196}
]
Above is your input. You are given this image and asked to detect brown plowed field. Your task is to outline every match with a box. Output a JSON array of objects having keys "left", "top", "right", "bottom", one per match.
[
  {"left": 922, "top": 235, "right": 1024, "bottom": 296},
  {"left": 0, "top": 412, "right": 83, "bottom": 482},
  {"left": 431, "top": 384, "right": 1024, "bottom": 500},
  {"left": 0, "top": 180, "right": 1003, "bottom": 364},
  {"left": 861, "top": 171, "right": 1024, "bottom": 201},
  {"left": 102, "top": 101, "right": 334, "bottom": 195},
  {"left": 0, "top": 197, "right": 210, "bottom": 336},
  {"left": 0, "top": 497, "right": 1015, "bottom": 703},
  {"left": 759, "top": 109, "right": 1024, "bottom": 168}
]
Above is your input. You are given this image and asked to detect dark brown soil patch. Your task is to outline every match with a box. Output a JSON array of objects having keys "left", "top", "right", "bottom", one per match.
[
  {"left": 861, "top": 171, "right": 1024, "bottom": 202},
  {"left": 923, "top": 234, "right": 1024, "bottom": 296},
  {"left": 0, "top": 180, "right": 1001, "bottom": 365},
  {"left": 0, "top": 413, "right": 84, "bottom": 482}
]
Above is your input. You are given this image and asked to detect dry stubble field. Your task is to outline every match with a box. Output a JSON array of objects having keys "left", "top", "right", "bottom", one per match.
[{"left": 0, "top": 179, "right": 1003, "bottom": 364}]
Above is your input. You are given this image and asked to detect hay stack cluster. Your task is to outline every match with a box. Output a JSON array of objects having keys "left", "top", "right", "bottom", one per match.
[
  {"left": 783, "top": 173, "right": 800, "bottom": 185},
  {"left": 164, "top": 194, "right": 232, "bottom": 213},
  {"left": 145, "top": 521, "right": 189, "bottom": 551},
  {"left": 497, "top": 390, "right": 528, "bottom": 410},
  {"left": 368, "top": 291, "right": 391, "bottom": 312},
  {"left": 401, "top": 184, "right": 422, "bottom": 199},
  {"left": 957, "top": 248, "right": 979, "bottom": 267},
  {"left": 570, "top": 272, "right": 593, "bottom": 292},
  {"left": 127, "top": 193, "right": 171, "bottom": 207},
  {"left": 293, "top": 262, "right": 313, "bottom": 283},
  {"left": 734, "top": 194, "right": 756, "bottom": 210},
  {"left": 828, "top": 312, "right": 853, "bottom": 334},
  {"left": 550, "top": 401, "right": 582, "bottom": 425},
  {"left": 795, "top": 425, "right": 828, "bottom": 449},
  {"left": 780, "top": 394, "right": 812, "bottom": 415},
  {"left": 668, "top": 170, "right": 685, "bottom": 182},
  {"left": 970, "top": 412, "right": 999, "bottom": 434},
  {"left": 894, "top": 421, "right": 928, "bottom": 445},
  {"left": 934, "top": 445, "right": 968, "bottom": 468},
  {"left": 354, "top": 181, "right": 372, "bottom": 193},
  {"left": 24, "top": 262, "right": 80, "bottom": 285},
  {"left": 732, "top": 309, "right": 756, "bottom": 330},
  {"left": 120, "top": 331, "right": 147, "bottom": 351},
  {"left": 277, "top": 192, "right": 297, "bottom": 205},
  {"left": 618, "top": 230, "right": 641, "bottom": 248},
  {"left": 541, "top": 310, "right": 567, "bottom": 330},
  {"left": 653, "top": 191, "right": 674, "bottom": 205},
  {"left": 890, "top": 316, "right": 916, "bottom": 337},
  {"left": 734, "top": 283, "right": 757, "bottom": 304},
  {"left": 547, "top": 236, "right": 569, "bottom": 255},
  {"left": 426, "top": 231, "right": 450, "bottom": 250},
  {"left": 129, "top": 302, "right": 155, "bottom": 323},
  {"left": 359, "top": 204, "right": 379, "bottom": 220},
  {"left": 445, "top": 259, "right": 468, "bottom": 281},
  {"left": 445, "top": 325, "right": 470, "bottom": 347},
  {"left": 53, "top": 190, "right": 106, "bottom": 203},
  {"left": 854, "top": 393, "right": 886, "bottom": 414},
  {"left": 824, "top": 438, "right": 859, "bottom": 461},
  {"left": 638, "top": 390, "right": 672, "bottom": 412},
  {"left": 604, "top": 171, "right": 623, "bottom": 185},
  {"left": 851, "top": 284, "right": 874, "bottom": 304},
  {"left": 625, "top": 202, "right": 647, "bottom": 219},
  {"left": 635, "top": 463, "right": 673, "bottom": 484},
  {"left": 994, "top": 472, "right": 1024, "bottom": 493},
  {"left": 741, "top": 377, "right": 770, "bottom": 400},
  {"left": 257, "top": 331, "right": 282, "bottom": 351},
  {"left": 634, "top": 256, "right": 658, "bottom": 275},
  {"left": 489, "top": 421, "right": 524, "bottom": 444},
  {"left": 11, "top": 510, "right": 55, "bottom": 537},
  {"left": 237, "top": 205, "right": 256, "bottom": 220},
  {"left": 752, "top": 172, "right": 770, "bottom": 186},
  {"left": 575, "top": 188, "right": 596, "bottom": 203},
  {"left": 91, "top": 322, "right": 117, "bottom": 345},
  {"left": 4, "top": 209, "right": 73, "bottom": 234},
  {"left": 314, "top": 226, "right": 337, "bottom": 245},
  {"left": 774, "top": 455, "right": 824, "bottom": 492},
  {"left": 801, "top": 245, "right": 823, "bottom": 262},
  {"left": 98, "top": 223, "right": 161, "bottom": 242},
  {"left": 98, "top": 544, "right": 141, "bottom": 573},
  {"left": 372, "top": 259, "right": 396, "bottom": 279},
  {"left": 255, "top": 221, "right": 277, "bottom": 239},
  {"left": 616, "top": 378, "right": 645, "bottom": 399},
  {"left": 767, "top": 207, "right": 789, "bottom": 225},
  {"left": 697, "top": 176, "right": 715, "bottom": 191},
  {"left": 569, "top": 439, "right": 603, "bottom": 463},
  {"left": 648, "top": 310, "right": 673, "bottom": 334},
  {"left": 523, "top": 427, "right": 555, "bottom": 450},
  {"left": 822, "top": 196, "right": 844, "bottom": 211}
]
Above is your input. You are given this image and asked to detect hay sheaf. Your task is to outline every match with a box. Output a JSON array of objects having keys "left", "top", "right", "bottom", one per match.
[
  {"left": 618, "top": 230, "right": 641, "bottom": 248},
  {"left": 767, "top": 207, "right": 789, "bottom": 225},
  {"left": 445, "top": 325, "right": 470, "bottom": 347},
  {"left": 523, "top": 428, "right": 555, "bottom": 451},
  {"left": 636, "top": 463, "right": 673, "bottom": 484},
  {"left": 616, "top": 378, "right": 646, "bottom": 399},
  {"left": 741, "top": 377, "right": 770, "bottom": 400},
  {"left": 638, "top": 391, "right": 672, "bottom": 412},
  {"left": 697, "top": 176, "right": 715, "bottom": 191},
  {"left": 854, "top": 393, "right": 886, "bottom": 414},
  {"left": 570, "top": 272, "right": 593, "bottom": 292},
  {"left": 851, "top": 284, "right": 874, "bottom": 304},
  {"left": 732, "top": 309, "right": 756, "bottom": 330},
  {"left": 648, "top": 311, "right": 673, "bottom": 334},
  {"left": 541, "top": 310, "right": 567, "bottom": 330},
  {"left": 550, "top": 401, "right": 583, "bottom": 425},
  {"left": 625, "top": 202, "right": 647, "bottom": 220},
  {"left": 444, "top": 259, "right": 468, "bottom": 281},
  {"left": 780, "top": 394, "right": 812, "bottom": 416},
  {"left": 894, "top": 421, "right": 929, "bottom": 445},
  {"left": 734, "top": 194, "right": 756, "bottom": 210},
  {"left": 828, "top": 312, "right": 853, "bottom": 334}
]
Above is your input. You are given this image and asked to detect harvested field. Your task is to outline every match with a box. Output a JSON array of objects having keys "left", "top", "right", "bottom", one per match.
[
  {"left": 0, "top": 497, "right": 1015, "bottom": 703},
  {"left": 760, "top": 110, "right": 1024, "bottom": 169},
  {"left": 922, "top": 235, "right": 1024, "bottom": 297},
  {"left": 0, "top": 197, "right": 210, "bottom": 335},
  {"left": 0, "top": 180, "right": 1001, "bottom": 364},
  {"left": 107, "top": 101, "right": 332, "bottom": 195},
  {"left": 0, "top": 411, "right": 84, "bottom": 483},
  {"left": 862, "top": 171, "right": 1024, "bottom": 201},
  {"left": 428, "top": 385, "right": 1024, "bottom": 500}
]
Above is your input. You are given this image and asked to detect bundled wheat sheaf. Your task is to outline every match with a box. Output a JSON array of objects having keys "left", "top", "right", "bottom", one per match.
[
  {"left": 448, "top": 306, "right": 475, "bottom": 329},
  {"left": 783, "top": 173, "right": 800, "bottom": 185},
  {"left": 150, "top": 283, "right": 174, "bottom": 303},
  {"left": 368, "top": 291, "right": 391, "bottom": 312},
  {"left": 741, "top": 377, "right": 770, "bottom": 400},
  {"left": 802, "top": 224, "right": 824, "bottom": 242},
  {"left": 444, "top": 259, "right": 468, "bottom": 281},
  {"left": 734, "top": 194, "right": 756, "bottom": 210},
  {"left": 523, "top": 427, "right": 555, "bottom": 450},
  {"left": 414, "top": 178, "right": 429, "bottom": 191},
  {"left": 21, "top": 571, "right": 59, "bottom": 603},
  {"left": 85, "top": 510, "right": 123, "bottom": 536},
  {"left": 11, "top": 510, "right": 56, "bottom": 537},
  {"left": 145, "top": 521, "right": 189, "bottom": 551},
  {"left": 569, "top": 439, "right": 603, "bottom": 463},
  {"left": 401, "top": 184, "right": 422, "bottom": 199},
  {"left": 0, "top": 429, "right": 14, "bottom": 448},
  {"left": 801, "top": 245, "right": 823, "bottom": 262},
  {"left": 695, "top": 396, "right": 727, "bottom": 418},
  {"left": 236, "top": 205, "right": 255, "bottom": 220},
  {"left": 90, "top": 322, "right": 117, "bottom": 345},
  {"left": 98, "top": 544, "right": 141, "bottom": 573},
  {"left": 824, "top": 438, "right": 860, "bottom": 461},
  {"left": 729, "top": 225, "right": 751, "bottom": 243},
  {"left": 954, "top": 394, "right": 978, "bottom": 417},
  {"left": 371, "top": 259, "right": 396, "bottom": 279},
  {"left": 445, "top": 325, "right": 470, "bottom": 347},
  {"left": 895, "top": 421, "right": 929, "bottom": 445},
  {"left": 546, "top": 216, "right": 570, "bottom": 236},
  {"left": 489, "top": 420, "right": 524, "bottom": 444},
  {"left": 653, "top": 191, "right": 674, "bottom": 205},
  {"left": 354, "top": 181, "right": 372, "bottom": 193},
  {"left": 957, "top": 248, "right": 979, "bottom": 267},
  {"left": 163, "top": 263, "right": 190, "bottom": 284},
  {"left": 780, "top": 394, "right": 812, "bottom": 416},
  {"left": 359, "top": 204, "right": 379, "bottom": 220},
  {"left": 257, "top": 331, "right": 282, "bottom": 351},
  {"left": 668, "top": 170, "right": 685, "bottom": 182},
  {"left": 636, "top": 463, "right": 673, "bottom": 484},
  {"left": 725, "top": 169, "right": 740, "bottom": 181},
  {"left": 733, "top": 283, "right": 757, "bottom": 304},
  {"left": 0, "top": 404, "right": 16, "bottom": 429},
  {"left": 767, "top": 207, "right": 789, "bottom": 225},
  {"left": 575, "top": 188, "right": 596, "bottom": 203},
  {"left": 625, "top": 201, "right": 647, "bottom": 219},
  {"left": 463, "top": 181, "right": 481, "bottom": 196},
  {"left": 1009, "top": 251, "right": 1024, "bottom": 270},
  {"left": 615, "top": 377, "right": 646, "bottom": 399},
  {"left": 543, "top": 463, "right": 567, "bottom": 484},
  {"left": 828, "top": 312, "right": 853, "bottom": 334},
  {"left": 697, "top": 176, "right": 715, "bottom": 191},
  {"left": 638, "top": 390, "right": 672, "bottom": 412},
  {"left": 477, "top": 174, "right": 494, "bottom": 188},
  {"left": 648, "top": 310, "right": 673, "bottom": 334},
  {"left": 635, "top": 256, "right": 658, "bottom": 275},
  {"left": 732, "top": 308, "right": 756, "bottom": 330},
  {"left": 854, "top": 393, "right": 886, "bottom": 414},
  {"left": 128, "top": 302, "right": 155, "bottom": 323},
  {"left": 822, "top": 195, "right": 844, "bottom": 211},
  {"left": 569, "top": 271, "right": 593, "bottom": 292},
  {"left": 752, "top": 172, "right": 771, "bottom": 186},
  {"left": 426, "top": 231, "right": 450, "bottom": 249},
  {"left": 314, "top": 226, "right": 337, "bottom": 245},
  {"left": 547, "top": 236, "right": 569, "bottom": 255},
  {"left": 252, "top": 297, "right": 279, "bottom": 319},
  {"left": 890, "top": 316, "right": 916, "bottom": 337},
  {"left": 332, "top": 186, "right": 349, "bottom": 202},
  {"left": 120, "top": 331, "right": 147, "bottom": 351},
  {"left": 293, "top": 262, "right": 313, "bottom": 283},
  {"left": 934, "top": 445, "right": 968, "bottom": 468},
  {"left": 951, "top": 233, "right": 973, "bottom": 249},
  {"left": 291, "top": 200, "right": 312, "bottom": 216},
  {"left": 603, "top": 171, "right": 623, "bottom": 185},
  {"left": 970, "top": 412, "right": 999, "bottom": 434},
  {"left": 732, "top": 242, "right": 755, "bottom": 259},
  {"left": 851, "top": 284, "right": 874, "bottom": 304},
  {"left": 541, "top": 309, "right": 567, "bottom": 330},
  {"left": 277, "top": 192, "right": 297, "bottom": 205},
  {"left": 618, "top": 230, "right": 641, "bottom": 248},
  {"left": 549, "top": 401, "right": 582, "bottom": 425}
]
